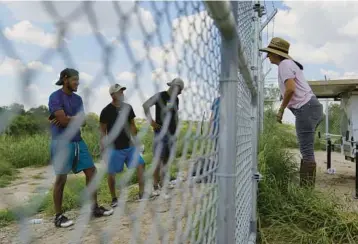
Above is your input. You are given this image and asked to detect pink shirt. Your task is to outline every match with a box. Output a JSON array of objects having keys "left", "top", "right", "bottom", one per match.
[{"left": 278, "top": 59, "right": 313, "bottom": 109}]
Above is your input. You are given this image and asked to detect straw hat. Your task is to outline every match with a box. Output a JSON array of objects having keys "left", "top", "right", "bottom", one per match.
[{"left": 259, "top": 37, "right": 293, "bottom": 60}]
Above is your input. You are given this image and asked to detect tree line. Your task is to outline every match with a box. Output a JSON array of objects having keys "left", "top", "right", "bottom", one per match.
[{"left": 0, "top": 103, "right": 100, "bottom": 136}]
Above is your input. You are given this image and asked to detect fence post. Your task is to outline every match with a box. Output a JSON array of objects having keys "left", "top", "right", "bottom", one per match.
[
  {"left": 248, "top": 2, "right": 261, "bottom": 243},
  {"left": 355, "top": 143, "right": 358, "bottom": 199},
  {"left": 327, "top": 138, "right": 332, "bottom": 170},
  {"left": 212, "top": 1, "right": 238, "bottom": 244}
]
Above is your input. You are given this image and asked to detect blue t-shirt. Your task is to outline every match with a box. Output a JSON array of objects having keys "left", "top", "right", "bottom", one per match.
[
  {"left": 211, "top": 97, "right": 220, "bottom": 135},
  {"left": 48, "top": 89, "right": 84, "bottom": 142}
]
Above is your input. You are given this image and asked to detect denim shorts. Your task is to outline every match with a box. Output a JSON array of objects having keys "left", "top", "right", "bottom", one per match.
[{"left": 107, "top": 147, "right": 145, "bottom": 174}]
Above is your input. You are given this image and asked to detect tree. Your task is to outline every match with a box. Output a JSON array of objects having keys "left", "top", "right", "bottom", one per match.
[{"left": 83, "top": 112, "right": 100, "bottom": 132}]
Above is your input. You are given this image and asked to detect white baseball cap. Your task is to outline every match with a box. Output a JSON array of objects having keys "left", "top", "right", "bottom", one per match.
[
  {"left": 167, "top": 78, "right": 185, "bottom": 90},
  {"left": 109, "top": 83, "right": 126, "bottom": 95}
]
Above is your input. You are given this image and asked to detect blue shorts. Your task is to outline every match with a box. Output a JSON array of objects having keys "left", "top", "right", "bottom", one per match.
[
  {"left": 108, "top": 147, "right": 145, "bottom": 174},
  {"left": 153, "top": 132, "right": 175, "bottom": 162},
  {"left": 50, "top": 140, "right": 95, "bottom": 175}
]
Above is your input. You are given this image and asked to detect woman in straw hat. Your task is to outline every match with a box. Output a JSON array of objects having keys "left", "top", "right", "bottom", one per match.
[{"left": 259, "top": 37, "right": 323, "bottom": 188}]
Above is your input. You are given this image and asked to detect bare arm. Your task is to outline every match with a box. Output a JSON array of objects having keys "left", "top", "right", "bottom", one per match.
[
  {"left": 279, "top": 79, "right": 295, "bottom": 112},
  {"left": 100, "top": 122, "right": 107, "bottom": 138},
  {"left": 52, "top": 110, "right": 78, "bottom": 127},
  {"left": 129, "top": 119, "right": 137, "bottom": 136},
  {"left": 142, "top": 93, "right": 159, "bottom": 123}
]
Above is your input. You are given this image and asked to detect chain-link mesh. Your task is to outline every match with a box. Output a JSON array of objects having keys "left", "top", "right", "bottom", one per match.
[{"left": 0, "top": 1, "right": 262, "bottom": 243}]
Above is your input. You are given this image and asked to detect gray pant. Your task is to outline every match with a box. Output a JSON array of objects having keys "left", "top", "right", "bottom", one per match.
[{"left": 290, "top": 96, "right": 323, "bottom": 162}]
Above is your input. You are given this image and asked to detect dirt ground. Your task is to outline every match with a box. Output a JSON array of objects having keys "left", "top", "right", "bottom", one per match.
[
  {"left": 0, "top": 166, "right": 212, "bottom": 244},
  {"left": 290, "top": 148, "right": 358, "bottom": 212},
  {"left": 1, "top": 149, "right": 357, "bottom": 243}
]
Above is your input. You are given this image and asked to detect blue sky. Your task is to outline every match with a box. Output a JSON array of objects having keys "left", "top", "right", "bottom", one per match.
[{"left": 0, "top": 1, "right": 357, "bottom": 124}]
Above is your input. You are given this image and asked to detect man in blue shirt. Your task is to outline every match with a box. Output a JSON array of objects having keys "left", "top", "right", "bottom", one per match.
[{"left": 48, "top": 68, "right": 113, "bottom": 228}]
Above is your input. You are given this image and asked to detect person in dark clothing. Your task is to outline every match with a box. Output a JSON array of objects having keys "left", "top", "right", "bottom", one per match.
[
  {"left": 142, "top": 78, "right": 184, "bottom": 198},
  {"left": 99, "top": 84, "right": 146, "bottom": 207}
]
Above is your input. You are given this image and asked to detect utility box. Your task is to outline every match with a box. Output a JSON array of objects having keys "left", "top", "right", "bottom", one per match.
[
  {"left": 340, "top": 92, "right": 358, "bottom": 161},
  {"left": 308, "top": 79, "right": 358, "bottom": 162}
]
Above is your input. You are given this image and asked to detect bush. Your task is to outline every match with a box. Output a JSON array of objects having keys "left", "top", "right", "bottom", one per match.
[
  {"left": 0, "top": 134, "right": 50, "bottom": 168},
  {"left": 258, "top": 108, "right": 358, "bottom": 243}
]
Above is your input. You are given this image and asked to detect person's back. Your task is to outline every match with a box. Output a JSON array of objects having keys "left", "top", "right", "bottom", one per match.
[
  {"left": 154, "top": 91, "right": 179, "bottom": 135},
  {"left": 278, "top": 59, "right": 313, "bottom": 109},
  {"left": 49, "top": 88, "right": 83, "bottom": 142}
]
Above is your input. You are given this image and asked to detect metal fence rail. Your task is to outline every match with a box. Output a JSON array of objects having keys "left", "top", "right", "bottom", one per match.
[{"left": 0, "top": 1, "right": 265, "bottom": 243}]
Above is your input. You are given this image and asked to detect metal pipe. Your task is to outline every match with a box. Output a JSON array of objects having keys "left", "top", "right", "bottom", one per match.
[
  {"left": 215, "top": 1, "right": 239, "bottom": 243},
  {"left": 205, "top": 1, "right": 237, "bottom": 40},
  {"left": 260, "top": 9, "right": 278, "bottom": 32},
  {"left": 327, "top": 139, "right": 332, "bottom": 170},
  {"left": 205, "top": 1, "right": 256, "bottom": 96},
  {"left": 355, "top": 143, "right": 358, "bottom": 198}
]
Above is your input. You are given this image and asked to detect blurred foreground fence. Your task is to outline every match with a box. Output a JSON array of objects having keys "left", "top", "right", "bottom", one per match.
[{"left": 0, "top": 1, "right": 266, "bottom": 243}]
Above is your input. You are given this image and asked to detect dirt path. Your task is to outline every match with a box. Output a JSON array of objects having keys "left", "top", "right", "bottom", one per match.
[
  {"left": 290, "top": 149, "right": 358, "bottom": 211},
  {"left": 0, "top": 165, "right": 212, "bottom": 244},
  {"left": 0, "top": 165, "right": 54, "bottom": 210},
  {"left": 0, "top": 186, "right": 206, "bottom": 244}
]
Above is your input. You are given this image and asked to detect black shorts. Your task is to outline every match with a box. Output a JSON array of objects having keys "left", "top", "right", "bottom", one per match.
[{"left": 153, "top": 132, "right": 175, "bottom": 163}]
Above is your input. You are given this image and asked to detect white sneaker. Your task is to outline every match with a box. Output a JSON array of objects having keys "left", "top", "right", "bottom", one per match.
[
  {"left": 151, "top": 189, "right": 161, "bottom": 197},
  {"left": 161, "top": 193, "right": 171, "bottom": 200},
  {"left": 167, "top": 181, "right": 176, "bottom": 189}
]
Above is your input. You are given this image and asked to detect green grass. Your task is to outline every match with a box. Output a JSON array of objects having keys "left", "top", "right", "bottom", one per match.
[
  {"left": 3, "top": 112, "right": 353, "bottom": 243},
  {"left": 0, "top": 120, "right": 200, "bottom": 226},
  {"left": 258, "top": 109, "right": 358, "bottom": 243},
  {"left": 0, "top": 210, "right": 16, "bottom": 228}
]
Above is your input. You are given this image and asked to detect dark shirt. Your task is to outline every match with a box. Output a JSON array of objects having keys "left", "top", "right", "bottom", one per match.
[
  {"left": 154, "top": 91, "right": 179, "bottom": 135},
  {"left": 100, "top": 103, "right": 136, "bottom": 150},
  {"left": 48, "top": 89, "right": 84, "bottom": 142}
]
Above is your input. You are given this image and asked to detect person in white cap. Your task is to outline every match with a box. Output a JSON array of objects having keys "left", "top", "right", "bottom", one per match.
[
  {"left": 99, "top": 84, "right": 146, "bottom": 207},
  {"left": 142, "top": 78, "right": 184, "bottom": 198}
]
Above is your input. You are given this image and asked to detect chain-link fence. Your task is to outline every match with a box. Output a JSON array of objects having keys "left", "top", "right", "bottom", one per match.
[{"left": 0, "top": 1, "right": 263, "bottom": 243}]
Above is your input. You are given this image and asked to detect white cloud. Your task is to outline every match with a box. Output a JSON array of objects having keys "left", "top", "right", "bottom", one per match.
[
  {"left": 339, "top": 16, "right": 358, "bottom": 37},
  {"left": 273, "top": 1, "right": 358, "bottom": 71},
  {"left": 80, "top": 72, "right": 94, "bottom": 82},
  {"left": 0, "top": 57, "right": 53, "bottom": 76},
  {"left": 0, "top": 57, "right": 24, "bottom": 76},
  {"left": 130, "top": 40, "right": 177, "bottom": 68},
  {"left": 116, "top": 71, "right": 136, "bottom": 82},
  {"left": 320, "top": 69, "right": 358, "bottom": 80},
  {"left": 151, "top": 68, "right": 178, "bottom": 85},
  {"left": 3, "top": 2, "right": 156, "bottom": 38},
  {"left": 27, "top": 61, "right": 53, "bottom": 72},
  {"left": 3, "top": 21, "right": 58, "bottom": 48}
]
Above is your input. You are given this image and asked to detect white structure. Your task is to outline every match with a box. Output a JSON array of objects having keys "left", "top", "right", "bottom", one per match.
[{"left": 309, "top": 79, "right": 358, "bottom": 161}]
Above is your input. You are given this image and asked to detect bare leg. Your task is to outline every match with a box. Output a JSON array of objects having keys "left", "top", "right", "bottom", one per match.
[
  {"left": 137, "top": 164, "right": 145, "bottom": 197},
  {"left": 53, "top": 175, "right": 67, "bottom": 214},
  {"left": 83, "top": 167, "right": 98, "bottom": 206},
  {"left": 160, "top": 158, "right": 169, "bottom": 187},
  {"left": 107, "top": 174, "right": 116, "bottom": 199},
  {"left": 153, "top": 162, "right": 161, "bottom": 189}
]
